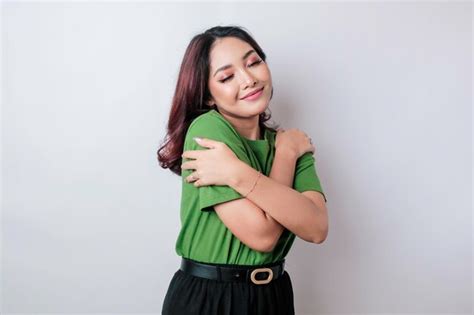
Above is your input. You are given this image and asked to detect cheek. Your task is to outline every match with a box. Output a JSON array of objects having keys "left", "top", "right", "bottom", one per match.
[
  {"left": 251, "top": 65, "right": 271, "bottom": 85},
  {"left": 211, "top": 83, "right": 238, "bottom": 100},
  {"left": 260, "top": 66, "right": 271, "bottom": 81},
  {"left": 222, "top": 85, "right": 238, "bottom": 99}
]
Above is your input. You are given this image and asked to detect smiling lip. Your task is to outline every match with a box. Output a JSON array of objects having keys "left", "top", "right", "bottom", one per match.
[{"left": 241, "top": 87, "right": 264, "bottom": 100}]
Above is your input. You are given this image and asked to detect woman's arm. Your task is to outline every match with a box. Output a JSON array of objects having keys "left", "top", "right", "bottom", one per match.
[
  {"left": 213, "top": 147, "right": 302, "bottom": 252},
  {"left": 262, "top": 147, "right": 298, "bottom": 244},
  {"left": 228, "top": 148, "right": 328, "bottom": 244}
]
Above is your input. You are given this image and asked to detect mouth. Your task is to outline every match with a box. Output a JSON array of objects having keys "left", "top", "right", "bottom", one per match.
[{"left": 240, "top": 87, "right": 264, "bottom": 100}]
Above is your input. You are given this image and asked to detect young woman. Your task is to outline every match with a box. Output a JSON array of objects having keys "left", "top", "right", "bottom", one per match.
[{"left": 157, "top": 25, "right": 328, "bottom": 315}]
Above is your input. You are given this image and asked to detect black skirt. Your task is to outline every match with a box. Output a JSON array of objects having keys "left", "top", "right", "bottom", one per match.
[{"left": 161, "top": 260, "right": 295, "bottom": 315}]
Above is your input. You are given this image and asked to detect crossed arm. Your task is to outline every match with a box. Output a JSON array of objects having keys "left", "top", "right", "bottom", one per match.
[{"left": 213, "top": 147, "right": 328, "bottom": 253}]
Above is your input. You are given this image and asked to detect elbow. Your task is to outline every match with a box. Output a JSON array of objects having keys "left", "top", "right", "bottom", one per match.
[
  {"left": 254, "top": 218, "right": 282, "bottom": 253},
  {"left": 244, "top": 235, "right": 275, "bottom": 253},
  {"left": 312, "top": 225, "right": 329, "bottom": 244},
  {"left": 312, "top": 209, "right": 329, "bottom": 244},
  {"left": 257, "top": 235, "right": 278, "bottom": 253},
  {"left": 313, "top": 233, "right": 327, "bottom": 244}
]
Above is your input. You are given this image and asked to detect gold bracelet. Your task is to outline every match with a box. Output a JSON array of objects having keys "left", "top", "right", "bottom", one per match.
[{"left": 244, "top": 171, "right": 262, "bottom": 198}]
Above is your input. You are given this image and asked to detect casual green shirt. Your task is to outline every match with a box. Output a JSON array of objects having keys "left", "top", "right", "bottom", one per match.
[{"left": 175, "top": 109, "right": 326, "bottom": 265}]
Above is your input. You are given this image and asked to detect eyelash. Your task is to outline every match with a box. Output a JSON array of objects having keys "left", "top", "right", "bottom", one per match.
[{"left": 219, "top": 59, "right": 263, "bottom": 83}]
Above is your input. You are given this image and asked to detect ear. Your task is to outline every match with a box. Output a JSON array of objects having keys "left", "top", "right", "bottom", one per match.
[{"left": 206, "top": 97, "right": 216, "bottom": 108}]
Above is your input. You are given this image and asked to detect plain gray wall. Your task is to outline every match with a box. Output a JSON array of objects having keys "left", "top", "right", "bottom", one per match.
[{"left": 2, "top": 1, "right": 472, "bottom": 314}]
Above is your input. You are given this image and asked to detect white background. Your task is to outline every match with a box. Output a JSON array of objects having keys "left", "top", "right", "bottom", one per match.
[{"left": 2, "top": 1, "right": 472, "bottom": 314}]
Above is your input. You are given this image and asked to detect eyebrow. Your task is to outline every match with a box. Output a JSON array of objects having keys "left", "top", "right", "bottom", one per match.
[{"left": 213, "top": 49, "right": 256, "bottom": 77}]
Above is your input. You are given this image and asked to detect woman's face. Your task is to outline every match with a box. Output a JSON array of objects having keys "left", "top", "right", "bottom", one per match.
[{"left": 207, "top": 37, "right": 272, "bottom": 119}]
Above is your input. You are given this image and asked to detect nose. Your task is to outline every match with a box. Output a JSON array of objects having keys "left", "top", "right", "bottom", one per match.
[{"left": 239, "top": 69, "right": 257, "bottom": 88}]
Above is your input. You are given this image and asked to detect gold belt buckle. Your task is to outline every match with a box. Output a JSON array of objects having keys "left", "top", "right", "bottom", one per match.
[{"left": 250, "top": 267, "right": 273, "bottom": 285}]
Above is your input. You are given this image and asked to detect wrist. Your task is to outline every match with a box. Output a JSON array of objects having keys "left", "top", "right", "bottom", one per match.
[
  {"left": 227, "top": 159, "right": 246, "bottom": 187},
  {"left": 227, "top": 160, "right": 260, "bottom": 195}
]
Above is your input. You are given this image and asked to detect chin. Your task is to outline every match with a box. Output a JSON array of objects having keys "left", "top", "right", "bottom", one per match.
[{"left": 244, "top": 106, "right": 268, "bottom": 120}]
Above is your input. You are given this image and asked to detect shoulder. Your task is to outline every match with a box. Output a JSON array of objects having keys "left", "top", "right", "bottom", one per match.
[
  {"left": 266, "top": 128, "right": 277, "bottom": 141},
  {"left": 297, "top": 151, "right": 316, "bottom": 165},
  {"left": 188, "top": 110, "right": 231, "bottom": 134},
  {"left": 184, "top": 110, "right": 242, "bottom": 149}
]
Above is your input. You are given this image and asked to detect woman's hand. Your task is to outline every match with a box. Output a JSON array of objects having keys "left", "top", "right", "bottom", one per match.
[
  {"left": 181, "top": 137, "right": 240, "bottom": 187},
  {"left": 274, "top": 128, "right": 315, "bottom": 159}
]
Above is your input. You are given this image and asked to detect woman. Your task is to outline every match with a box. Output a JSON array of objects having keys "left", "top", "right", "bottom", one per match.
[{"left": 157, "top": 25, "right": 328, "bottom": 315}]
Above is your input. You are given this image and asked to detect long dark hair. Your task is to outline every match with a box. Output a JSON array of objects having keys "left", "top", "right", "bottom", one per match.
[{"left": 157, "top": 25, "right": 279, "bottom": 176}]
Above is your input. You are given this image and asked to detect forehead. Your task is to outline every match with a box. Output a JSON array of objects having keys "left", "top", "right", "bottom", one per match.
[{"left": 209, "top": 37, "right": 255, "bottom": 67}]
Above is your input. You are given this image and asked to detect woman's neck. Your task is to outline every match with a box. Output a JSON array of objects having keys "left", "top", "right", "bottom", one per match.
[{"left": 217, "top": 110, "right": 261, "bottom": 140}]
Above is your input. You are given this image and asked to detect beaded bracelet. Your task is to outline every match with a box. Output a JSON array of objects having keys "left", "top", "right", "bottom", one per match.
[{"left": 243, "top": 171, "right": 262, "bottom": 197}]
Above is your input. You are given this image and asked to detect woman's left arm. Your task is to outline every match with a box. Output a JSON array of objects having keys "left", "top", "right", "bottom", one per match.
[{"left": 227, "top": 149, "right": 328, "bottom": 243}]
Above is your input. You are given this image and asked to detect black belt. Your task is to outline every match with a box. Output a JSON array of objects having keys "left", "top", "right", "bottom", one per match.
[{"left": 180, "top": 257, "right": 285, "bottom": 285}]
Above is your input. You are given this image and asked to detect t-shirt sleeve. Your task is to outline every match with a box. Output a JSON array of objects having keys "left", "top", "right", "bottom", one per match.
[
  {"left": 182, "top": 114, "right": 252, "bottom": 212},
  {"left": 293, "top": 152, "right": 327, "bottom": 203}
]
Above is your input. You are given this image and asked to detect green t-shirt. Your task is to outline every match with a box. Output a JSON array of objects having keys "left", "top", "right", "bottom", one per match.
[{"left": 175, "top": 109, "right": 326, "bottom": 265}]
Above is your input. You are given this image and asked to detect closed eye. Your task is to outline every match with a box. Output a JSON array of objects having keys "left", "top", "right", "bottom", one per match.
[{"left": 219, "top": 59, "right": 263, "bottom": 83}]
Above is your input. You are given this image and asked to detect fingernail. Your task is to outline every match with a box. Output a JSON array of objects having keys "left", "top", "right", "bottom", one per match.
[{"left": 193, "top": 137, "right": 202, "bottom": 142}]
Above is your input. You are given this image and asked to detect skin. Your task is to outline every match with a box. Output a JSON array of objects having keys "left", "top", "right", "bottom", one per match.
[
  {"left": 181, "top": 37, "right": 329, "bottom": 250},
  {"left": 205, "top": 36, "right": 271, "bottom": 140},
  {"left": 183, "top": 138, "right": 328, "bottom": 246}
]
